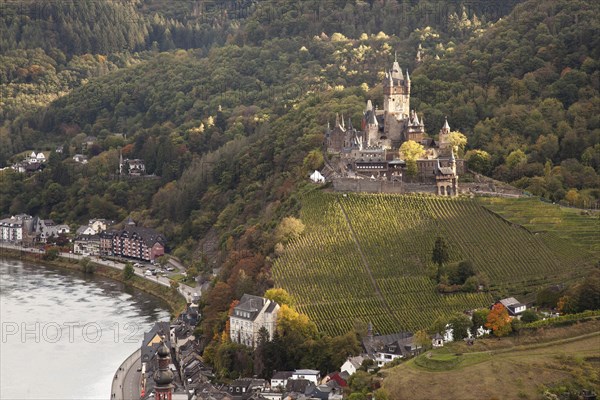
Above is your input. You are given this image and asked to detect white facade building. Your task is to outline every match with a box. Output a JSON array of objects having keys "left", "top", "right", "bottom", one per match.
[
  {"left": 0, "top": 215, "right": 33, "bottom": 243},
  {"left": 340, "top": 356, "right": 365, "bottom": 376},
  {"left": 229, "top": 294, "right": 279, "bottom": 348},
  {"left": 291, "top": 369, "right": 321, "bottom": 385},
  {"left": 36, "top": 219, "right": 70, "bottom": 243},
  {"left": 499, "top": 297, "right": 527, "bottom": 316}
]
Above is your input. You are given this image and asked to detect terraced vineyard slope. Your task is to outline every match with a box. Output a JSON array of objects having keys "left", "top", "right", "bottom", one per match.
[
  {"left": 273, "top": 192, "right": 599, "bottom": 336},
  {"left": 478, "top": 197, "right": 600, "bottom": 260}
]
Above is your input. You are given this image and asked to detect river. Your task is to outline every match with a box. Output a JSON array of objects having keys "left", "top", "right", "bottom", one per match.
[{"left": 0, "top": 257, "right": 171, "bottom": 399}]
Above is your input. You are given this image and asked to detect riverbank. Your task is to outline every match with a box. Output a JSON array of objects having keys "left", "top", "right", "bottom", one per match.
[{"left": 0, "top": 246, "right": 186, "bottom": 316}]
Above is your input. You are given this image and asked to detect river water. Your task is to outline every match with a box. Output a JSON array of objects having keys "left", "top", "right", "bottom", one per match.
[{"left": 0, "top": 257, "right": 171, "bottom": 399}]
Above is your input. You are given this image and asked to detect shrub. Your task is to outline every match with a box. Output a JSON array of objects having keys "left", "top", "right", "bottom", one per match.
[{"left": 520, "top": 309, "right": 539, "bottom": 323}]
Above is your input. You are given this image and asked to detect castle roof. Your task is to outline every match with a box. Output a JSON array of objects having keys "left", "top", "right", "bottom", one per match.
[{"left": 443, "top": 116, "right": 451, "bottom": 131}]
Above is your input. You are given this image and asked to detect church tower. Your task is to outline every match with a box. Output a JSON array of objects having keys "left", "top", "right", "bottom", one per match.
[
  {"left": 383, "top": 54, "right": 410, "bottom": 146},
  {"left": 153, "top": 341, "right": 174, "bottom": 400}
]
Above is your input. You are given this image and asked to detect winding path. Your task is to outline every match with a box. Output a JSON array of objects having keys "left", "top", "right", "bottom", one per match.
[{"left": 336, "top": 197, "right": 402, "bottom": 327}]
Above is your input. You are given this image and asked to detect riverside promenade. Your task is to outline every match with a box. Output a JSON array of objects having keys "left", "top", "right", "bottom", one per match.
[
  {"left": 111, "top": 348, "right": 142, "bottom": 400},
  {"left": 0, "top": 243, "right": 199, "bottom": 303}
]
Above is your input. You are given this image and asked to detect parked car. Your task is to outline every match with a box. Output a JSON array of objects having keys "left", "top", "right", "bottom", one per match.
[{"left": 166, "top": 267, "right": 175, "bottom": 272}]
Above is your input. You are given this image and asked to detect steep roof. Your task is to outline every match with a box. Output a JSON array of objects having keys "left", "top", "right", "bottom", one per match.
[
  {"left": 233, "top": 294, "right": 275, "bottom": 321},
  {"left": 362, "top": 332, "right": 413, "bottom": 355},
  {"left": 113, "top": 225, "right": 166, "bottom": 246},
  {"left": 272, "top": 371, "right": 294, "bottom": 380}
]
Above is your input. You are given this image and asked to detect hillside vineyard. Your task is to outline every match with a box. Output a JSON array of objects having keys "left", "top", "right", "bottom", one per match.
[{"left": 273, "top": 193, "right": 596, "bottom": 335}]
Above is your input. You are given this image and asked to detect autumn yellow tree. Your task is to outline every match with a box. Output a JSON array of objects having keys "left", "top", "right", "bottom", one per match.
[
  {"left": 274, "top": 217, "right": 305, "bottom": 244},
  {"left": 277, "top": 304, "right": 318, "bottom": 339},
  {"left": 264, "top": 287, "right": 295, "bottom": 307},
  {"left": 448, "top": 131, "right": 467, "bottom": 156},
  {"left": 413, "top": 329, "right": 431, "bottom": 350},
  {"left": 399, "top": 140, "right": 425, "bottom": 177}
]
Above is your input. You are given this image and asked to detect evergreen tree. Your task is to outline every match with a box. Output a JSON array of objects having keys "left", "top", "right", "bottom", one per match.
[
  {"left": 432, "top": 236, "right": 450, "bottom": 281},
  {"left": 253, "top": 326, "right": 269, "bottom": 378}
]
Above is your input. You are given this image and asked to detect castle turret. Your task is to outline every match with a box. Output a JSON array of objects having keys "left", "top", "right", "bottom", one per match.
[
  {"left": 438, "top": 116, "right": 452, "bottom": 155},
  {"left": 383, "top": 58, "right": 410, "bottom": 144},
  {"left": 391, "top": 52, "right": 404, "bottom": 81},
  {"left": 363, "top": 99, "right": 380, "bottom": 146}
]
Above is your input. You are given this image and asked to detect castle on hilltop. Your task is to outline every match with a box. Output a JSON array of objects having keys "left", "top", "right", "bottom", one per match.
[{"left": 325, "top": 56, "right": 463, "bottom": 196}]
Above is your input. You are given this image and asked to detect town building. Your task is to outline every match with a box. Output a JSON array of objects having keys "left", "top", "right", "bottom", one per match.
[
  {"left": 0, "top": 214, "right": 33, "bottom": 243},
  {"left": 73, "top": 234, "right": 100, "bottom": 256},
  {"left": 270, "top": 371, "right": 293, "bottom": 390},
  {"left": 74, "top": 218, "right": 112, "bottom": 255},
  {"left": 291, "top": 369, "right": 321, "bottom": 385},
  {"left": 119, "top": 151, "right": 146, "bottom": 176},
  {"left": 35, "top": 219, "right": 70, "bottom": 243},
  {"left": 229, "top": 294, "right": 279, "bottom": 347},
  {"left": 498, "top": 297, "right": 527, "bottom": 316},
  {"left": 227, "top": 378, "right": 267, "bottom": 399},
  {"left": 340, "top": 355, "right": 365, "bottom": 376},
  {"left": 100, "top": 218, "right": 166, "bottom": 261},
  {"left": 362, "top": 327, "right": 420, "bottom": 367}
]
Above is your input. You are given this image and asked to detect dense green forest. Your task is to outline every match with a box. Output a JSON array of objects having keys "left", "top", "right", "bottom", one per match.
[{"left": 1, "top": 0, "right": 599, "bottom": 362}]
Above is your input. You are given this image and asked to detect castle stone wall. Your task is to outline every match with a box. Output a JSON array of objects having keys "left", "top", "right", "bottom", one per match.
[{"left": 332, "top": 178, "right": 437, "bottom": 194}]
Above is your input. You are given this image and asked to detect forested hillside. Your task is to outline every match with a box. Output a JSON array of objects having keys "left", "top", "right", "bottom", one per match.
[
  {"left": 412, "top": 0, "right": 600, "bottom": 205},
  {"left": 1, "top": 0, "right": 599, "bottom": 352}
]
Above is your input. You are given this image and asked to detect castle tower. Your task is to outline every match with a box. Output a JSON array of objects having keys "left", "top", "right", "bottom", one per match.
[
  {"left": 405, "top": 110, "right": 425, "bottom": 142},
  {"left": 383, "top": 54, "right": 410, "bottom": 146},
  {"left": 363, "top": 100, "right": 380, "bottom": 146},
  {"left": 153, "top": 341, "right": 174, "bottom": 400},
  {"left": 438, "top": 116, "right": 452, "bottom": 155},
  {"left": 450, "top": 147, "right": 456, "bottom": 175}
]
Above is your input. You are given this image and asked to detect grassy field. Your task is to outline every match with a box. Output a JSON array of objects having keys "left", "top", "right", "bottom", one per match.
[
  {"left": 478, "top": 197, "right": 600, "bottom": 259},
  {"left": 383, "top": 322, "right": 600, "bottom": 400},
  {"left": 272, "top": 192, "right": 599, "bottom": 335}
]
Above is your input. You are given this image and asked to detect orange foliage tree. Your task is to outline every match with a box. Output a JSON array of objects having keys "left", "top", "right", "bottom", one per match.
[{"left": 485, "top": 303, "right": 512, "bottom": 337}]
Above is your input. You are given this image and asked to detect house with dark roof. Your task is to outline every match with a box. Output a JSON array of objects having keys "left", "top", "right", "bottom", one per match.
[
  {"left": 227, "top": 378, "right": 267, "bottom": 399},
  {"left": 0, "top": 214, "right": 34, "bottom": 243},
  {"left": 73, "top": 234, "right": 100, "bottom": 255},
  {"left": 140, "top": 321, "right": 171, "bottom": 369},
  {"left": 324, "top": 372, "right": 347, "bottom": 388},
  {"left": 362, "top": 331, "right": 420, "bottom": 367},
  {"left": 340, "top": 355, "right": 365, "bottom": 376},
  {"left": 497, "top": 297, "right": 527, "bottom": 316},
  {"left": 291, "top": 369, "right": 321, "bottom": 385},
  {"left": 34, "top": 218, "right": 70, "bottom": 243},
  {"left": 270, "top": 371, "right": 293, "bottom": 390},
  {"left": 432, "top": 333, "right": 445, "bottom": 348},
  {"left": 100, "top": 219, "right": 166, "bottom": 261},
  {"left": 308, "top": 383, "right": 343, "bottom": 400},
  {"left": 229, "top": 294, "right": 279, "bottom": 348},
  {"left": 284, "top": 379, "right": 315, "bottom": 397}
]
